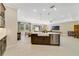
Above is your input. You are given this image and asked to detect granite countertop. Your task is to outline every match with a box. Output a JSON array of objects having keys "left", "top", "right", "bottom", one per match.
[
  {"left": 32, "top": 32, "right": 61, "bottom": 36},
  {"left": 0, "top": 28, "right": 7, "bottom": 40},
  {"left": 32, "top": 32, "right": 61, "bottom": 34}
]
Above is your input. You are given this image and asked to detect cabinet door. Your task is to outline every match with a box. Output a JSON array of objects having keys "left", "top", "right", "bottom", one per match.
[
  {"left": 0, "top": 3, "right": 5, "bottom": 17},
  {"left": 0, "top": 16, "right": 2, "bottom": 27},
  {"left": 0, "top": 3, "right": 5, "bottom": 28},
  {"left": 31, "top": 34, "right": 38, "bottom": 44},
  {"left": 2, "top": 39, "right": 6, "bottom": 54},
  {"left": 37, "top": 36, "right": 44, "bottom": 44},
  {"left": 1, "top": 36, "right": 6, "bottom": 55},
  {"left": 32, "top": 37, "right": 38, "bottom": 44},
  {"left": 37, "top": 36, "right": 50, "bottom": 45},
  {"left": 0, "top": 41, "right": 2, "bottom": 56},
  {"left": 43, "top": 36, "right": 50, "bottom": 45},
  {"left": 0, "top": 16, "right": 5, "bottom": 28}
]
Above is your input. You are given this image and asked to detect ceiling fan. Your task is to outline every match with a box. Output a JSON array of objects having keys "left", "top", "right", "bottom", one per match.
[
  {"left": 50, "top": 5, "right": 55, "bottom": 8},
  {"left": 47, "top": 5, "right": 55, "bottom": 15}
]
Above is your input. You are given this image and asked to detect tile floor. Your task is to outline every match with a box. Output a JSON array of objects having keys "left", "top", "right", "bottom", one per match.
[{"left": 4, "top": 34, "right": 79, "bottom": 56}]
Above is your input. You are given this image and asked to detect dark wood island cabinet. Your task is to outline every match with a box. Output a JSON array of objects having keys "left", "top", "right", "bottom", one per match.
[
  {"left": 31, "top": 34, "right": 50, "bottom": 45},
  {"left": 31, "top": 33, "right": 60, "bottom": 46}
]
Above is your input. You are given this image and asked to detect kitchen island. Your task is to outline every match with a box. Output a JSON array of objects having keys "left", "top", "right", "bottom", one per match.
[{"left": 31, "top": 32, "right": 60, "bottom": 46}]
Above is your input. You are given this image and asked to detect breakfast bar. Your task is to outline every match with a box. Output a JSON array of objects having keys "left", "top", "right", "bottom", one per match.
[{"left": 31, "top": 32, "right": 60, "bottom": 46}]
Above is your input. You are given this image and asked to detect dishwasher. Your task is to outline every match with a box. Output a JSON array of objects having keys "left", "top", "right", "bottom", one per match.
[{"left": 50, "top": 34, "right": 60, "bottom": 45}]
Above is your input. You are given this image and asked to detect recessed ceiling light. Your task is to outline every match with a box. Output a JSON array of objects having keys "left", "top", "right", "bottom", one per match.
[
  {"left": 33, "top": 9, "right": 37, "bottom": 12},
  {"left": 50, "top": 5, "right": 55, "bottom": 8},
  {"left": 54, "top": 7, "right": 56, "bottom": 11},
  {"left": 42, "top": 8, "right": 46, "bottom": 11}
]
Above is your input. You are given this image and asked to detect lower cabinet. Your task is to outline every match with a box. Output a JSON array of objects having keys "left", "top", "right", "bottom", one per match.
[
  {"left": 0, "top": 36, "right": 7, "bottom": 56},
  {"left": 31, "top": 34, "right": 60, "bottom": 46},
  {"left": 0, "top": 42, "right": 2, "bottom": 55},
  {"left": 31, "top": 34, "right": 50, "bottom": 45},
  {"left": 31, "top": 34, "right": 37, "bottom": 44},
  {"left": 42, "top": 36, "right": 50, "bottom": 45}
]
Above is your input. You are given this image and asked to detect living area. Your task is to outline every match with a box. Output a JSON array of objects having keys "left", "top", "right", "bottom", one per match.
[{"left": 0, "top": 3, "right": 79, "bottom": 56}]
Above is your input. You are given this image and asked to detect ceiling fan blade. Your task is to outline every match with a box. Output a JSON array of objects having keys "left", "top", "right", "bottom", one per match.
[{"left": 50, "top": 5, "right": 55, "bottom": 8}]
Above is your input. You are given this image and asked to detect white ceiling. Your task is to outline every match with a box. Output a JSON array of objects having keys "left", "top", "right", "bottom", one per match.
[{"left": 4, "top": 3, "right": 79, "bottom": 24}]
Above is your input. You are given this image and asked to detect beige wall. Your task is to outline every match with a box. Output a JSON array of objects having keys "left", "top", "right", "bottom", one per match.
[
  {"left": 5, "top": 6, "right": 17, "bottom": 48},
  {"left": 59, "top": 21, "right": 79, "bottom": 35}
]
